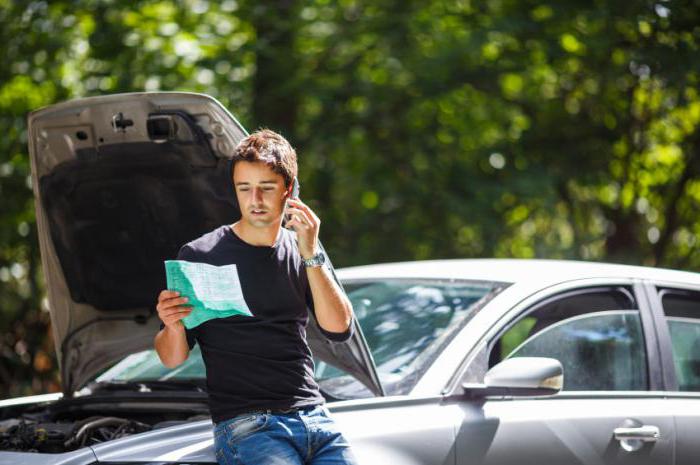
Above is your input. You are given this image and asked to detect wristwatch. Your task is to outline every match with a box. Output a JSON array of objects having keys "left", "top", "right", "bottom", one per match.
[{"left": 302, "top": 251, "right": 326, "bottom": 268}]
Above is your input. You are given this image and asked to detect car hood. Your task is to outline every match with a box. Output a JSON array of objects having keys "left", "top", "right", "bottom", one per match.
[{"left": 26, "top": 92, "right": 383, "bottom": 397}]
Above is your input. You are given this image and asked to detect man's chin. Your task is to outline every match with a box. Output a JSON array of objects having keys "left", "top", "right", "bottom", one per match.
[{"left": 244, "top": 216, "right": 281, "bottom": 229}]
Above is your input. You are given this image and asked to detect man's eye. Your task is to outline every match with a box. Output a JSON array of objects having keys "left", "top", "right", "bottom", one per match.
[
  {"left": 263, "top": 188, "right": 275, "bottom": 191},
  {"left": 238, "top": 188, "right": 249, "bottom": 192}
]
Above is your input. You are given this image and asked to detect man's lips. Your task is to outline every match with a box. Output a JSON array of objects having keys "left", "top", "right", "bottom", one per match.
[{"left": 250, "top": 209, "right": 267, "bottom": 215}]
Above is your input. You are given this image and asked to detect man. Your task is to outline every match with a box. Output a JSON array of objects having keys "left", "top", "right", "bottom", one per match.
[{"left": 153, "top": 129, "right": 358, "bottom": 465}]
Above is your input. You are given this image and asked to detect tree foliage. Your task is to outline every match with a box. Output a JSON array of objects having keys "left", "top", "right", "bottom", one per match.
[{"left": 1, "top": 0, "right": 700, "bottom": 396}]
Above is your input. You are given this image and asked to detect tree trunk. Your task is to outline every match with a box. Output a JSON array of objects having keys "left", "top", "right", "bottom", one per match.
[{"left": 249, "top": 1, "right": 300, "bottom": 137}]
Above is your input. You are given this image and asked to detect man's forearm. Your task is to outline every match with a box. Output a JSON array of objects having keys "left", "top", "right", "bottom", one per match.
[
  {"left": 306, "top": 265, "right": 353, "bottom": 333},
  {"left": 154, "top": 324, "right": 190, "bottom": 368}
]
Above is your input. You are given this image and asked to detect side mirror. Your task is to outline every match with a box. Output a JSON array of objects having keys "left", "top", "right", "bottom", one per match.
[{"left": 462, "top": 357, "right": 563, "bottom": 398}]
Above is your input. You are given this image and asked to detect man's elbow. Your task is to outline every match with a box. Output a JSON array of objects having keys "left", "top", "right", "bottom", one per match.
[
  {"left": 319, "top": 317, "right": 354, "bottom": 343},
  {"left": 157, "top": 351, "right": 189, "bottom": 369},
  {"left": 163, "top": 359, "right": 187, "bottom": 369},
  {"left": 320, "top": 316, "right": 352, "bottom": 334}
]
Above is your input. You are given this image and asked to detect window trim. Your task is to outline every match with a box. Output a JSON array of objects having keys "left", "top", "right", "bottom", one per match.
[
  {"left": 487, "top": 285, "right": 638, "bottom": 368},
  {"left": 633, "top": 281, "right": 665, "bottom": 391}
]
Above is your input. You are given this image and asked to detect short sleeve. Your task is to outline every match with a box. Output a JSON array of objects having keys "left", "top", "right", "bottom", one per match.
[
  {"left": 177, "top": 244, "right": 198, "bottom": 261},
  {"left": 305, "top": 279, "right": 355, "bottom": 343}
]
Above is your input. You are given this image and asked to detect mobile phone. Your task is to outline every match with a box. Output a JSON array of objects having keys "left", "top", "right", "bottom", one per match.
[{"left": 284, "top": 177, "right": 300, "bottom": 228}]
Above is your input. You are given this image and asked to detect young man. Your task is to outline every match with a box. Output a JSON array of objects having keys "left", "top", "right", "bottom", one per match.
[{"left": 153, "top": 129, "right": 358, "bottom": 465}]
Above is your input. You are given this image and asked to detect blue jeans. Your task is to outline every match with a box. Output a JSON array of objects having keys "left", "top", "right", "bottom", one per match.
[{"left": 213, "top": 404, "right": 358, "bottom": 465}]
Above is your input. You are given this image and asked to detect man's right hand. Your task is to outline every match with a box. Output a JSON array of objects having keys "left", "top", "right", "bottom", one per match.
[{"left": 157, "top": 290, "right": 193, "bottom": 329}]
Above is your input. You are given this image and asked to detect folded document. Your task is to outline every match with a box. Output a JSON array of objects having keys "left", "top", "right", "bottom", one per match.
[{"left": 164, "top": 260, "right": 253, "bottom": 329}]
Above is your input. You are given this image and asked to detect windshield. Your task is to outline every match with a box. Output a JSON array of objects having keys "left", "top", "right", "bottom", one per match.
[{"left": 95, "top": 279, "right": 504, "bottom": 398}]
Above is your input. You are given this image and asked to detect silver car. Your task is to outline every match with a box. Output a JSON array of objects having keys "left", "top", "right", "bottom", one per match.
[{"left": 1, "top": 92, "right": 698, "bottom": 464}]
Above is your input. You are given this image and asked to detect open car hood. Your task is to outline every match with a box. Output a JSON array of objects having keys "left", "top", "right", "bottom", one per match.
[{"left": 26, "top": 92, "right": 383, "bottom": 398}]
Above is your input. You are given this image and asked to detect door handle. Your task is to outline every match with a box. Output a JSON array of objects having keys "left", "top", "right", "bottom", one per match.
[
  {"left": 614, "top": 425, "right": 660, "bottom": 441},
  {"left": 613, "top": 425, "right": 660, "bottom": 452}
]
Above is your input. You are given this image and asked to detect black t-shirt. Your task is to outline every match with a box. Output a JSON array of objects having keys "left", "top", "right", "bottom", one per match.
[{"left": 158, "top": 225, "right": 352, "bottom": 424}]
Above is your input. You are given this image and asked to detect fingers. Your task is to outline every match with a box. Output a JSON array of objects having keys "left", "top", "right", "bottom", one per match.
[
  {"left": 286, "top": 199, "right": 320, "bottom": 224},
  {"left": 157, "top": 295, "right": 190, "bottom": 312},
  {"left": 162, "top": 305, "right": 193, "bottom": 317},
  {"left": 158, "top": 299, "right": 193, "bottom": 327},
  {"left": 166, "top": 307, "right": 192, "bottom": 319},
  {"left": 285, "top": 206, "right": 317, "bottom": 229},
  {"left": 159, "top": 289, "right": 180, "bottom": 300},
  {"left": 157, "top": 290, "right": 194, "bottom": 328},
  {"left": 285, "top": 213, "right": 309, "bottom": 230},
  {"left": 162, "top": 307, "right": 193, "bottom": 327}
]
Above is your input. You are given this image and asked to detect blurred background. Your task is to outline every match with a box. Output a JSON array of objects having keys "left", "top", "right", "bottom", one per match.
[{"left": 1, "top": 0, "right": 699, "bottom": 397}]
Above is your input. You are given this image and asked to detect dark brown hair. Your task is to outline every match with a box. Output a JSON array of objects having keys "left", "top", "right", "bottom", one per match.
[{"left": 230, "top": 129, "right": 297, "bottom": 188}]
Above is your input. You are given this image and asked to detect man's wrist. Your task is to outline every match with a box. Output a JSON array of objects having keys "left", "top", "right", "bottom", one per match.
[
  {"left": 300, "top": 244, "right": 319, "bottom": 261},
  {"left": 302, "top": 250, "right": 325, "bottom": 268},
  {"left": 165, "top": 321, "right": 186, "bottom": 333}
]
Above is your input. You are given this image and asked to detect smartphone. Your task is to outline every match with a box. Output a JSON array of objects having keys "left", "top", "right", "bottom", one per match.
[{"left": 284, "top": 177, "right": 300, "bottom": 228}]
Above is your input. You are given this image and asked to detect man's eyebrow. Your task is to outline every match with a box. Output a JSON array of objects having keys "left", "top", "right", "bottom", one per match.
[{"left": 234, "top": 180, "right": 278, "bottom": 185}]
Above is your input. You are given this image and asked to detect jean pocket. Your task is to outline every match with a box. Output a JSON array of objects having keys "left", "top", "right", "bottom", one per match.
[{"left": 226, "top": 413, "right": 269, "bottom": 443}]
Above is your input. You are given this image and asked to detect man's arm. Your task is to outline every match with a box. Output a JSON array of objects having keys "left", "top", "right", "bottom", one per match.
[
  {"left": 285, "top": 198, "right": 353, "bottom": 334},
  {"left": 306, "top": 265, "right": 353, "bottom": 333},
  {"left": 154, "top": 290, "right": 193, "bottom": 368}
]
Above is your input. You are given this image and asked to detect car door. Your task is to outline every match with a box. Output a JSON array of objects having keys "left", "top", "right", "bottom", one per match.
[
  {"left": 316, "top": 277, "right": 510, "bottom": 465},
  {"left": 642, "top": 282, "right": 700, "bottom": 465},
  {"left": 453, "top": 281, "right": 675, "bottom": 465}
]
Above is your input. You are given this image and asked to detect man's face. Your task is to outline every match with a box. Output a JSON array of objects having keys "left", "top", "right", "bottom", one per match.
[{"left": 233, "top": 161, "right": 289, "bottom": 228}]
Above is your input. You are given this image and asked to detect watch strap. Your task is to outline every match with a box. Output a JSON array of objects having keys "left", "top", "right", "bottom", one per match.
[{"left": 303, "top": 252, "right": 325, "bottom": 267}]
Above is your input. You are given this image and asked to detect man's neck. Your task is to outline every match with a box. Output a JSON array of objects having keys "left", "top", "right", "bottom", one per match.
[{"left": 232, "top": 220, "right": 282, "bottom": 247}]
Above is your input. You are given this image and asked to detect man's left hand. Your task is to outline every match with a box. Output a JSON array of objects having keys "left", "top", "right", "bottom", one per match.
[{"left": 285, "top": 198, "right": 320, "bottom": 259}]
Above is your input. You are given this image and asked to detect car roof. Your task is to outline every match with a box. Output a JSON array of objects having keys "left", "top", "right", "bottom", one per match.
[{"left": 336, "top": 258, "right": 700, "bottom": 287}]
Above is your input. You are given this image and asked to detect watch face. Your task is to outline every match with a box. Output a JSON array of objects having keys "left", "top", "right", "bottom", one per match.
[{"left": 306, "top": 252, "right": 325, "bottom": 266}]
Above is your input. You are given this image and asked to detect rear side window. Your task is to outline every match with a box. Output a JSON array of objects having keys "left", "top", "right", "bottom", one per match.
[
  {"left": 490, "top": 287, "right": 648, "bottom": 391},
  {"left": 658, "top": 289, "right": 700, "bottom": 391}
]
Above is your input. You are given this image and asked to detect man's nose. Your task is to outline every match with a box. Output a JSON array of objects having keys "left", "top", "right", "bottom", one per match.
[{"left": 253, "top": 187, "right": 264, "bottom": 202}]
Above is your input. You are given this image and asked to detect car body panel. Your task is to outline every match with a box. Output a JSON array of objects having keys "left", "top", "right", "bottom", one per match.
[
  {"left": 90, "top": 418, "right": 217, "bottom": 463},
  {"left": 462, "top": 396, "right": 674, "bottom": 465},
  {"left": 0, "top": 393, "right": 63, "bottom": 409},
  {"left": 336, "top": 259, "right": 700, "bottom": 289},
  {"left": 666, "top": 397, "right": 700, "bottom": 465},
  {"left": 0, "top": 449, "right": 97, "bottom": 465},
  {"left": 89, "top": 397, "right": 460, "bottom": 465}
]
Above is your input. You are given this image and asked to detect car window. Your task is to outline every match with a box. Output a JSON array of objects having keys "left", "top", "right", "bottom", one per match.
[
  {"left": 489, "top": 287, "right": 648, "bottom": 391},
  {"left": 96, "top": 345, "right": 206, "bottom": 382},
  {"left": 508, "top": 310, "right": 647, "bottom": 390},
  {"left": 658, "top": 289, "right": 700, "bottom": 391},
  {"left": 317, "top": 280, "right": 504, "bottom": 398}
]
